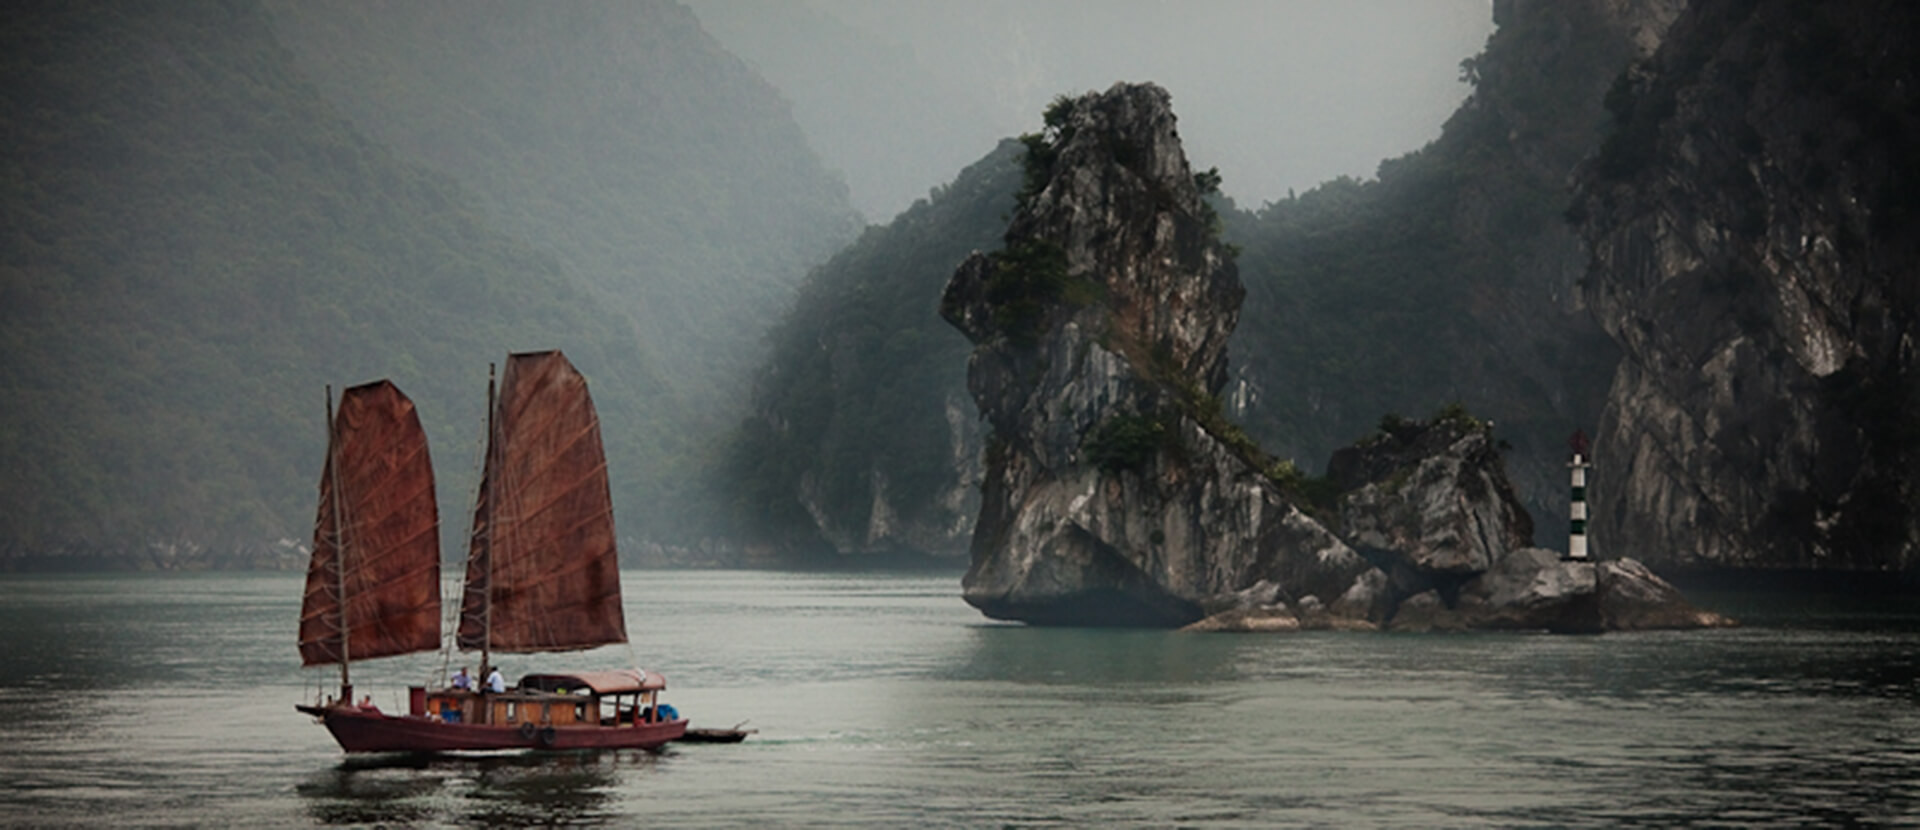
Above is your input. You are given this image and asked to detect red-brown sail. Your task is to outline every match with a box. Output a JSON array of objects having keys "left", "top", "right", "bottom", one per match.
[
  {"left": 458, "top": 351, "right": 627, "bottom": 653},
  {"left": 298, "top": 381, "right": 442, "bottom": 666}
]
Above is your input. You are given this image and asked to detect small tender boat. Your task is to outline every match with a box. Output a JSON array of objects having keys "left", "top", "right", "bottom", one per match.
[
  {"left": 296, "top": 351, "right": 688, "bottom": 753},
  {"left": 677, "top": 724, "right": 757, "bottom": 744}
]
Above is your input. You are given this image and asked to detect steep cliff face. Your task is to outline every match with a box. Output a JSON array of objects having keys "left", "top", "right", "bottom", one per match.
[
  {"left": 941, "top": 84, "right": 1370, "bottom": 626},
  {"left": 1229, "top": 0, "right": 1683, "bottom": 540},
  {"left": 1574, "top": 0, "right": 1920, "bottom": 574},
  {"left": 1329, "top": 413, "right": 1535, "bottom": 586},
  {"left": 722, "top": 142, "right": 1023, "bottom": 562}
]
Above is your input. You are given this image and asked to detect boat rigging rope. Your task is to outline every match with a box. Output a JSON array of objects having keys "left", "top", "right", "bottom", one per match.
[{"left": 624, "top": 640, "right": 646, "bottom": 680}]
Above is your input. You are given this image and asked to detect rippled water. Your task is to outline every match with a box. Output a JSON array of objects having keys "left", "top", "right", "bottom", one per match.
[{"left": 1, "top": 571, "right": 1917, "bottom": 827}]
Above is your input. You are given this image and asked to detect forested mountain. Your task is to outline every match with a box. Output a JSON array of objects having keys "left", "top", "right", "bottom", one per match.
[
  {"left": 261, "top": 0, "right": 861, "bottom": 421},
  {"left": 720, "top": 141, "right": 1023, "bottom": 560},
  {"left": 0, "top": 0, "right": 856, "bottom": 565},
  {"left": 1228, "top": 0, "right": 1682, "bottom": 533}
]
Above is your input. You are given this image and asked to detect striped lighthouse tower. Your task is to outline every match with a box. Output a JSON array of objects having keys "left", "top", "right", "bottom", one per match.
[{"left": 1567, "top": 429, "right": 1591, "bottom": 562}]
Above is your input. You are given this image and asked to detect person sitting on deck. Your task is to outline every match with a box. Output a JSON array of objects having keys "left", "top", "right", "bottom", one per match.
[
  {"left": 450, "top": 666, "right": 472, "bottom": 691},
  {"left": 356, "top": 695, "right": 379, "bottom": 712},
  {"left": 485, "top": 667, "right": 506, "bottom": 694}
]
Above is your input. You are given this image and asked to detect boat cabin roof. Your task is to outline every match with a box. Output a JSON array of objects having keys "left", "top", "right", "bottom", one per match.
[{"left": 516, "top": 669, "right": 665, "bottom": 695}]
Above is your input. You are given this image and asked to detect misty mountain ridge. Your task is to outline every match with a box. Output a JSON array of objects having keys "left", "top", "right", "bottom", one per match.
[
  {"left": 0, "top": 0, "right": 857, "bottom": 565},
  {"left": 688, "top": 0, "right": 1493, "bottom": 221},
  {"left": 262, "top": 0, "right": 861, "bottom": 418},
  {"left": 719, "top": 140, "right": 1025, "bottom": 561},
  {"left": 1228, "top": 0, "right": 1684, "bottom": 535}
]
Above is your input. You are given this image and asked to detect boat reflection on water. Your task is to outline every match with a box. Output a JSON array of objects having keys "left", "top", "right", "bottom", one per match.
[
  {"left": 297, "top": 750, "right": 651, "bottom": 826},
  {"left": 297, "top": 762, "right": 442, "bottom": 827}
]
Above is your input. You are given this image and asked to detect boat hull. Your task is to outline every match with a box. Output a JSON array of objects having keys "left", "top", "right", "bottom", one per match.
[
  {"left": 678, "top": 728, "right": 754, "bottom": 744},
  {"left": 301, "top": 705, "right": 687, "bottom": 753}
]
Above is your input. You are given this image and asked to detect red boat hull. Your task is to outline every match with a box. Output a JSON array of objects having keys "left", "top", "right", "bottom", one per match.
[{"left": 301, "top": 705, "right": 687, "bottom": 753}]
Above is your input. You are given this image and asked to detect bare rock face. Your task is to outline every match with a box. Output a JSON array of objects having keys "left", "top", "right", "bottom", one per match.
[
  {"left": 1596, "top": 558, "right": 1735, "bottom": 630},
  {"left": 1572, "top": 0, "right": 1920, "bottom": 575},
  {"left": 1387, "top": 548, "right": 1733, "bottom": 633},
  {"left": 941, "top": 83, "right": 1370, "bottom": 626},
  {"left": 1463, "top": 548, "right": 1599, "bottom": 631},
  {"left": 1322, "top": 415, "right": 1727, "bottom": 633},
  {"left": 1328, "top": 417, "right": 1562, "bottom": 629},
  {"left": 1179, "top": 604, "right": 1302, "bottom": 634},
  {"left": 1330, "top": 415, "right": 1535, "bottom": 584}
]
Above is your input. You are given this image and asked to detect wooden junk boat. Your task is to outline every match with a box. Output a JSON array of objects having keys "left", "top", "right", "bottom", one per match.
[{"left": 295, "top": 351, "right": 688, "bottom": 752}]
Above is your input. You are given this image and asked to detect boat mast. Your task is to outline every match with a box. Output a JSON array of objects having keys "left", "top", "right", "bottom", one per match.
[
  {"left": 326, "top": 385, "right": 352, "bottom": 705},
  {"left": 479, "top": 363, "right": 496, "bottom": 684}
]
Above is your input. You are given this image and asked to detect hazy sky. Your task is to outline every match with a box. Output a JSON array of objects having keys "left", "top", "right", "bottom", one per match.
[{"left": 689, "top": 0, "right": 1496, "bottom": 221}]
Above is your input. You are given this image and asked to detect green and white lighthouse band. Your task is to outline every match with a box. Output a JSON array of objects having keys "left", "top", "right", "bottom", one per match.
[{"left": 1567, "top": 429, "right": 1590, "bottom": 562}]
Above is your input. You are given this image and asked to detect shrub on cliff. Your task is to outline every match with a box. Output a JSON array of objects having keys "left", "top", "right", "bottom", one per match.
[{"left": 1082, "top": 413, "right": 1172, "bottom": 474}]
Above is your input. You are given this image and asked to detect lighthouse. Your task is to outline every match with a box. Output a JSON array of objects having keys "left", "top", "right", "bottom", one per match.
[{"left": 1567, "top": 429, "right": 1590, "bottom": 562}]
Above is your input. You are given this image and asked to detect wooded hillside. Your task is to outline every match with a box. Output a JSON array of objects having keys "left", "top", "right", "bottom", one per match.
[{"left": 0, "top": 0, "right": 857, "bottom": 564}]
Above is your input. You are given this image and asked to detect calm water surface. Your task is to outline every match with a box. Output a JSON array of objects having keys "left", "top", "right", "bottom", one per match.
[{"left": 1, "top": 571, "right": 1917, "bottom": 827}]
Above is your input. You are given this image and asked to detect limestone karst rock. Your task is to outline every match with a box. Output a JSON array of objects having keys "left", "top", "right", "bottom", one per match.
[
  {"left": 1330, "top": 413, "right": 1535, "bottom": 586},
  {"left": 940, "top": 83, "right": 1369, "bottom": 626},
  {"left": 1320, "top": 416, "right": 1729, "bottom": 634},
  {"left": 1573, "top": 0, "right": 1920, "bottom": 576}
]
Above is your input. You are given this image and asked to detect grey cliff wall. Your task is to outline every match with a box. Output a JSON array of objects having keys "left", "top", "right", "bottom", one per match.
[
  {"left": 1429, "top": 0, "right": 1687, "bottom": 534},
  {"left": 1573, "top": 0, "right": 1920, "bottom": 575},
  {"left": 1329, "top": 414, "right": 1535, "bottom": 588}
]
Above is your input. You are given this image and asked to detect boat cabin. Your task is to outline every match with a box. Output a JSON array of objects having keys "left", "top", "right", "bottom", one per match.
[{"left": 418, "top": 668, "right": 669, "bottom": 728}]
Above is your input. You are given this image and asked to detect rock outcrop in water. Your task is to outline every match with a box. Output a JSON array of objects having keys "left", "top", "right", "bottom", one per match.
[
  {"left": 1179, "top": 414, "right": 1730, "bottom": 633},
  {"left": 1329, "top": 411, "right": 1536, "bottom": 588},
  {"left": 1572, "top": 0, "right": 1920, "bottom": 576},
  {"left": 941, "top": 83, "right": 1371, "bottom": 626},
  {"left": 1311, "top": 414, "right": 1727, "bottom": 633},
  {"left": 943, "top": 83, "right": 1727, "bottom": 632}
]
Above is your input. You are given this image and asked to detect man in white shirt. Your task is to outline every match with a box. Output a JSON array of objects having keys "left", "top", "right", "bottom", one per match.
[{"left": 485, "top": 667, "right": 506, "bottom": 694}]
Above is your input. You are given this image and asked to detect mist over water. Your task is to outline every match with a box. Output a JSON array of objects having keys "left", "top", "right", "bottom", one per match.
[{"left": 1, "top": 572, "right": 1917, "bottom": 827}]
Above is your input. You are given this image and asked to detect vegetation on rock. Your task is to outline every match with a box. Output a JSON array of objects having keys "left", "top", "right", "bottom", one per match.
[
  {"left": 1082, "top": 413, "right": 1173, "bottom": 474},
  {"left": 985, "top": 240, "right": 1101, "bottom": 345},
  {"left": 718, "top": 141, "right": 1024, "bottom": 557},
  {"left": 1227, "top": 0, "right": 1670, "bottom": 534}
]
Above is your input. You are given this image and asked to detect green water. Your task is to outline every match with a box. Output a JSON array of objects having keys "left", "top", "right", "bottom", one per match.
[{"left": 1, "top": 571, "right": 1917, "bottom": 827}]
